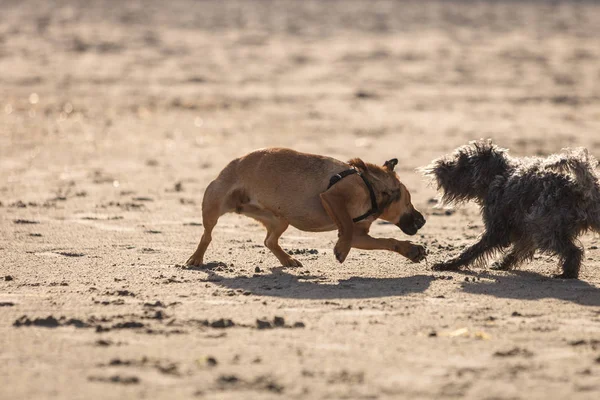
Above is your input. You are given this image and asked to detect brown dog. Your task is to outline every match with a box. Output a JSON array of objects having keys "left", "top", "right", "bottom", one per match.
[{"left": 186, "top": 148, "right": 426, "bottom": 267}]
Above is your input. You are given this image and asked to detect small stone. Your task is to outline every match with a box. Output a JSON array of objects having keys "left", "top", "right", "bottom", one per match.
[
  {"left": 256, "top": 319, "right": 272, "bottom": 329},
  {"left": 273, "top": 316, "right": 285, "bottom": 327},
  {"left": 218, "top": 375, "right": 239, "bottom": 384},
  {"left": 493, "top": 347, "right": 534, "bottom": 358},
  {"left": 293, "top": 322, "right": 305, "bottom": 328},
  {"left": 206, "top": 356, "right": 218, "bottom": 367},
  {"left": 5, "top": 275, "right": 14, "bottom": 281},
  {"left": 255, "top": 266, "right": 262, "bottom": 273},
  {"left": 210, "top": 319, "right": 234, "bottom": 329}
]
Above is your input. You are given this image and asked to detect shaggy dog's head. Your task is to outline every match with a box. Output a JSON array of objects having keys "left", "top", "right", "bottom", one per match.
[{"left": 421, "top": 139, "right": 512, "bottom": 205}]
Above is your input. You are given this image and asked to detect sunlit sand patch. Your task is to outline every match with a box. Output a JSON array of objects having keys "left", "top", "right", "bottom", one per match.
[
  {"left": 35, "top": 251, "right": 85, "bottom": 258},
  {"left": 72, "top": 219, "right": 134, "bottom": 232}
]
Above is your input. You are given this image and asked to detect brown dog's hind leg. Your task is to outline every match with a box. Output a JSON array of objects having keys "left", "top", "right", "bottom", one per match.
[
  {"left": 264, "top": 218, "right": 303, "bottom": 268},
  {"left": 186, "top": 207, "right": 220, "bottom": 267},
  {"left": 241, "top": 204, "right": 301, "bottom": 268},
  {"left": 351, "top": 226, "right": 426, "bottom": 263},
  {"left": 186, "top": 182, "right": 230, "bottom": 267}
]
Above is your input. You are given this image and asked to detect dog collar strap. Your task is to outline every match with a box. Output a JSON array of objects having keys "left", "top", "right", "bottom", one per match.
[
  {"left": 328, "top": 169, "right": 379, "bottom": 223},
  {"left": 328, "top": 169, "right": 359, "bottom": 188}
]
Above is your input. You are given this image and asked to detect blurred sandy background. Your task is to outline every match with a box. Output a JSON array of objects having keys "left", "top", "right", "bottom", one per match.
[{"left": 1, "top": 1, "right": 600, "bottom": 399}]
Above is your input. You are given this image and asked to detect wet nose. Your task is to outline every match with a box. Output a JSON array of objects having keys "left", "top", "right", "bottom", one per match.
[{"left": 415, "top": 212, "right": 426, "bottom": 228}]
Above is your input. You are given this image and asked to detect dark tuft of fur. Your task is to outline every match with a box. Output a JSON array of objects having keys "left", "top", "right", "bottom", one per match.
[
  {"left": 420, "top": 140, "right": 512, "bottom": 205},
  {"left": 421, "top": 139, "right": 600, "bottom": 279}
]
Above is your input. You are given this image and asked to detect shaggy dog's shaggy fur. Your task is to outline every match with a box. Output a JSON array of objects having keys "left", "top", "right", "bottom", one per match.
[{"left": 422, "top": 140, "right": 600, "bottom": 279}]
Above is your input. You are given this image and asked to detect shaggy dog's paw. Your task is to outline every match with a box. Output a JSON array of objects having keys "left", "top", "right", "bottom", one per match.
[
  {"left": 431, "top": 261, "right": 460, "bottom": 271},
  {"left": 282, "top": 257, "right": 303, "bottom": 268},
  {"left": 333, "top": 240, "right": 351, "bottom": 263},
  {"left": 491, "top": 261, "right": 510, "bottom": 271},
  {"left": 552, "top": 272, "right": 578, "bottom": 279},
  {"left": 407, "top": 244, "right": 427, "bottom": 263}
]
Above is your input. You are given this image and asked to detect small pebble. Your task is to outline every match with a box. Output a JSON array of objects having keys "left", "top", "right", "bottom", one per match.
[
  {"left": 256, "top": 319, "right": 272, "bottom": 329},
  {"left": 206, "top": 356, "right": 218, "bottom": 367}
]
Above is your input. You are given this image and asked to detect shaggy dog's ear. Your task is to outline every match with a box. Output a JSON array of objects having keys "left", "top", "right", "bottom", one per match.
[
  {"left": 348, "top": 158, "right": 368, "bottom": 172},
  {"left": 383, "top": 158, "right": 398, "bottom": 171}
]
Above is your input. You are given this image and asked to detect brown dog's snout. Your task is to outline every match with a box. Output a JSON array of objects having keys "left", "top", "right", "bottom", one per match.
[
  {"left": 397, "top": 210, "right": 425, "bottom": 236},
  {"left": 414, "top": 210, "right": 426, "bottom": 229}
]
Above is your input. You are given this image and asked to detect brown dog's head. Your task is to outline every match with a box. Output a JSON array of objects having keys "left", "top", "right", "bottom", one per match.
[{"left": 348, "top": 158, "right": 426, "bottom": 235}]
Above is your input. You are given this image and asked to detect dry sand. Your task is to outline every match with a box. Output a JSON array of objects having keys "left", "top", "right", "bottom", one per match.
[{"left": 1, "top": 1, "right": 600, "bottom": 399}]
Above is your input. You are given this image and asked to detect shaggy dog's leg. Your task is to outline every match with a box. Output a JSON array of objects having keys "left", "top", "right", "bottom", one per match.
[
  {"left": 555, "top": 243, "right": 583, "bottom": 279},
  {"left": 491, "top": 251, "right": 519, "bottom": 271},
  {"left": 351, "top": 226, "right": 426, "bottom": 263},
  {"left": 491, "top": 244, "right": 535, "bottom": 271},
  {"left": 433, "top": 234, "right": 499, "bottom": 271}
]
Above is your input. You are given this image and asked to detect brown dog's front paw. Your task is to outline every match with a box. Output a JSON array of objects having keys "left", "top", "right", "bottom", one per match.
[
  {"left": 432, "top": 261, "right": 459, "bottom": 271},
  {"left": 282, "top": 257, "right": 303, "bottom": 268},
  {"left": 333, "top": 241, "right": 351, "bottom": 263},
  {"left": 186, "top": 253, "right": 204, "bottom": 267},
  {"left": 407, "top": 244, "right": 427, "bottom": 263}
]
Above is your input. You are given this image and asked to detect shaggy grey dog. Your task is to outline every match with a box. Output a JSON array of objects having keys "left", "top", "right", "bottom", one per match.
[{"left": 422, "top": 140, "right": 600, "bottom": 279}]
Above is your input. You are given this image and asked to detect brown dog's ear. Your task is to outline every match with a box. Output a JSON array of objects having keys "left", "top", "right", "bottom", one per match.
[
  {"left": 347, "top": 158, "right": 368, "bottom": 172},
  {"left": 383, "top": 158, "right": 398, "bottom": 171}
]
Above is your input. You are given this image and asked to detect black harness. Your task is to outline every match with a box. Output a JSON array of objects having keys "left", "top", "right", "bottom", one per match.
[{"left": 327, "top": 169, "right": 379, "bottom": 223}]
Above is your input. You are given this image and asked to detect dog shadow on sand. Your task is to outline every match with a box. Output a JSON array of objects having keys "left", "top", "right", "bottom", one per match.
[
  {"left": 190, "top": 263, "right": 600, "bottom": 305},
  {"left": 192, "top": 263, "right": 434, "bottom": 300},
  {"left": 455, "top": 269, "right": 600, "bottom": 307}
]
